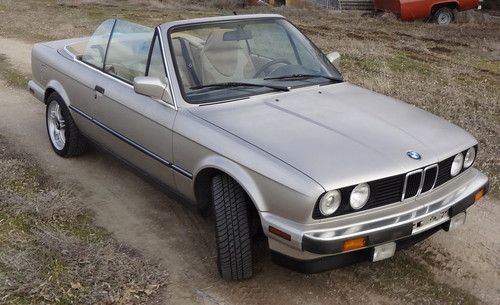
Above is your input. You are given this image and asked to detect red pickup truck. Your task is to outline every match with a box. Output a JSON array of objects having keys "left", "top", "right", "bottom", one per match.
[{"left": 374, "top": 0, "right": 480, "bottom": 24}]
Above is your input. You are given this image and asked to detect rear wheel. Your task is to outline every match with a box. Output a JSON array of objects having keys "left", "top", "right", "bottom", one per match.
[
  {"left": 211, "top": 174, "right": 253, "bottom": 280},
  {"left": 46, "top": 93, "right": 87, "bottom": 157},
  {"left": 433, "top": 7, "right": 454, "bottom": 25}
]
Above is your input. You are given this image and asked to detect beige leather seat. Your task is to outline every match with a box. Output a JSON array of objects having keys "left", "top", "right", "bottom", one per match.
[
  {"left": 199, "top": 30, "right": 255, "bottom": 84},
  {"left": 171, "top": 38, "right": 197, "bottom": 89}
]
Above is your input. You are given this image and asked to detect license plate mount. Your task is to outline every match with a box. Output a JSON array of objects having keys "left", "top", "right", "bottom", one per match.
[{"left": 412, "top": 210, "right": 449, "bottom": 234}]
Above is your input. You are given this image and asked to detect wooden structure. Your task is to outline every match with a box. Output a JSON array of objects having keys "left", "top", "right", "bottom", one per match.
[
  {"left": 338, "top": 0, "right": 373, "bottom": 10},
  {"left": 267, "top": 0, "right": 307, "bottom": 7}
]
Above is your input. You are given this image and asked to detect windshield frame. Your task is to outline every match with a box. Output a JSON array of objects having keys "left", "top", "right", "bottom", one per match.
[{"left": 167, "top": 17, "right": 343, "bottom": 105}]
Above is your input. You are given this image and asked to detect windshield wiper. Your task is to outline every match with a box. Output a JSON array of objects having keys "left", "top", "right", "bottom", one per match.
[
  {"left": 190, "top": 82, "right": 290, "bottom": 92},
  {"left": 264, "top": 74, "right": 342, "bottom": 82}
]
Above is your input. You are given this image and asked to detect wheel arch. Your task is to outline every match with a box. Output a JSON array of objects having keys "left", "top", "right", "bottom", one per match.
[
  {"left": 431, "top": 1, "right": 459, "bottom": 14},
  {"left": 44, "top": 80, "right": 71, "bottom": 106},
  {"left": 193, "top": 156, "right": 267, "bottom": 214}
]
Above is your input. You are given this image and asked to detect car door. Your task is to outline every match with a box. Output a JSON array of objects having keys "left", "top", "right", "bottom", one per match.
[
  {"left": 66, "top": 19, "right": 115, "bottom": 137},
  {"left": 90, "top": 21, "right": 177, "bottom": 187}
]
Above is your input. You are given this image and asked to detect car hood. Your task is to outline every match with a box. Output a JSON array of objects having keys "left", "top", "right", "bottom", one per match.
[{"left": 188, "top": 83, "right": 476, "bottom": 190}]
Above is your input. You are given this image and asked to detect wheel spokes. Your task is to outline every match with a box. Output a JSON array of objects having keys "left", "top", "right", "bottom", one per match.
[{"left": 47, "top": 101, "right": 66, "bottom": 150}]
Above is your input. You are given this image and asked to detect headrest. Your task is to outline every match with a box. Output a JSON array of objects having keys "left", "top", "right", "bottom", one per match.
[{"left": 203, "top": 30, "right": 242, "bottom": 53}]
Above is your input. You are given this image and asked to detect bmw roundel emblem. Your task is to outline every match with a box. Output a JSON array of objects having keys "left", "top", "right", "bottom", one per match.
[{"left": 407, "top": 151, "right": 422, "bottom": 160}]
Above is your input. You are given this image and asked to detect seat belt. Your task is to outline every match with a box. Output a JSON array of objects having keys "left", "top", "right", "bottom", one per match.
[{"left": 179, "top": 39, "right": 201, "bottom": 87}]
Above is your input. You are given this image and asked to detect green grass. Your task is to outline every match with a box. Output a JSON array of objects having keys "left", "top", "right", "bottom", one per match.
[
  {"left": 0, "top": 54, "right": 30, "bottom": 88},
  {"left": 387, "top": 51, "right": 433, "bottom": 76},
  {"left": 0, "top": 212, "right": 32, "bottom": 236},
  {"left": 466, "top": 56, "right": 500, "bottom": 76},
  {"left": 8, "top": 296, "right": 33, "bottom": 305},
  {"left": 1, "top": 167, "right": 42, "bottom": 195},
  {"left": 48, "top": 257, "right": 66, "bottom": 280},
  {"left": 342, "top": 54, "right": 385, "bottom": 74},
  {"left": 0, "top": 210, "right": 106, "bottom": 246},
  {"left": 57, "top": 213, "right": 108, "bottom": 243}
]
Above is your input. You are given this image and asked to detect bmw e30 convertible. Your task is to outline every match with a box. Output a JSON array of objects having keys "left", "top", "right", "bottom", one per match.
[{"left": 28, "top": 14, "right": 489, "bottom": 281}]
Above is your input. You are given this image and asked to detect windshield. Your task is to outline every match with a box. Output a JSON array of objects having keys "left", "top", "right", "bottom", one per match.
[{"left": 169, "top": 18, "right": 342, "bottom": 104}]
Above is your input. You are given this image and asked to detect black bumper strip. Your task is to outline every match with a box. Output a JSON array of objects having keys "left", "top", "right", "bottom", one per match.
[
  {"left": 449, "top": 180, "right": 488, "bottom": 217},
  {"left": 275, "top": 223, "right": 445, "bottom": 274}
]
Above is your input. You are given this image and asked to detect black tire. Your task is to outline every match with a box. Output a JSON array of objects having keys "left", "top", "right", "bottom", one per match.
[
  {"left": 211, "top": 174, "right": 253, "bottom": 280},
  {"left": 46, "top": 92, "right": 87, "bottom": 157},
  {"left": 433, "top": 7, "right": 454, "bottom": 25}
]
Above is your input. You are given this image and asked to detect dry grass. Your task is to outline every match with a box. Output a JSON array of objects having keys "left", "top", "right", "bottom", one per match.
[
  {"left": 285, "top": 9, "right": 500, "bottom": 195},
  {"left": 0, "top": 2, "right": 497, "bottom": 303},
  {"left": 0, "top": 54, "right": 29, "bottom": 89},
  {"left": 0, "top": 0, "right": 497, "bottom": 196},
  {"left": 0, "top": 135, "right": 167, "bottom": 304}
]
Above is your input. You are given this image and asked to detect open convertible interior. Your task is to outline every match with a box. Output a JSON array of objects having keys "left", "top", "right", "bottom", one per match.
[
  {"left": 64, "top": 18, "right": 342, "bottom": 103},
  {"left": 169, "top": 19, "right": 341, "bottom": 97}
]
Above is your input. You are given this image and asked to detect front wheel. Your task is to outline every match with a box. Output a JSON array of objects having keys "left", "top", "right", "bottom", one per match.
[
  {"left": 46, "top": 93, "right": 87, "bottom": 157},
  {"left": 433, "top": 7, "right": 454, "bottom": 25},
  {"left": 211, "top": 175, "right": 253, "bottom": 280}
]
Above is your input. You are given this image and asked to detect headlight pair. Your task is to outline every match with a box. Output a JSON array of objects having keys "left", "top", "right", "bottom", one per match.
[
  {"left": 318, "top": 146, "right": 476, "bottom": 217},
  {"left": 451, "top": 147, "right": 476, "bottom": 177},
  {"left": 319, "top": 183, "right": 370, "bottom": 216}
]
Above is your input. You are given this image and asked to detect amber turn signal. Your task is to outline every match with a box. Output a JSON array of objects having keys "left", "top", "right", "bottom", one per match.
[
  {"left": 269, "top": 226, "right": 291, "bottom": 241},
  {"left": 474, "top": 189, "right": 485, "bottom": 202},
  {"left": 342, "top": 237, "right": 367, "bottom": 252}
]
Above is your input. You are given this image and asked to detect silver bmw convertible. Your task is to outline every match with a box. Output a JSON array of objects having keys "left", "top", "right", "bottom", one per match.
[{"left": 28, "top": 14, "right": 489, "bottom": 280}]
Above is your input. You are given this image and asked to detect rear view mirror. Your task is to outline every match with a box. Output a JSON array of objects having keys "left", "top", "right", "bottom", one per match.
[
  {"left": 134, "top": 76, "right": 168, "bottom": 101},
  {"left": 326, "top": 52, "right": 341, "bottom": 70}
]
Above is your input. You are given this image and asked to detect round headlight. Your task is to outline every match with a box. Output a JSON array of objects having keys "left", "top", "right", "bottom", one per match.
[
  {"left": 319, "top": 190, "right": 341, "bottom": 216},
  {"left": 450, "top": 153, "right": 464, "bottom": 177},
  {"left": 463, "top": 147, "right": 476, "bottom": 168},
  {"left": 350, "top": 183, "right": 370, "bottom": 210}
]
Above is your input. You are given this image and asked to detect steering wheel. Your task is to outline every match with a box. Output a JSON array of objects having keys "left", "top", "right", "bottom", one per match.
[{"left": 253, "top": 58, "right": 292, "bottom": 78}]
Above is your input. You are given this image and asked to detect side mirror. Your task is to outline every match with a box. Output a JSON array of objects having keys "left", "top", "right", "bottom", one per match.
[
  {"left": 326, "top": 51, "right": 341, "bottom": 70},
  {"left": 134, "top": 76, "right": 169, "bottom": 101}
]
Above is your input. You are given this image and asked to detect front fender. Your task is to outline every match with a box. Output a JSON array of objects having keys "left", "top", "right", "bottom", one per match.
[
  {"left": 190, "top": 152, "right": 325, "bottom": 224},
  {"left": 173, "top": 108, "right": 325, "bottom": 223},
  {"left": 194, "top": 155, "right": 267, "bottom": 212}
]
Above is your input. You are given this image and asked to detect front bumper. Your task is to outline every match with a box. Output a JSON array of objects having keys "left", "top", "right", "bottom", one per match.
[
  {"left": 28, "top": 80, "right": 45, "bottom": 103},
  {"left": 260, "top": 168, "right": 488, "bottom": 266},
  {"left": 272, "top": 221, "right": 447, "bottom": 274}
]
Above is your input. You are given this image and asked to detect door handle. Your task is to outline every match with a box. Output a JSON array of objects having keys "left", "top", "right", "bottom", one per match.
[{"left": 95, "top": 85, "right": 105, "bottom": 94}]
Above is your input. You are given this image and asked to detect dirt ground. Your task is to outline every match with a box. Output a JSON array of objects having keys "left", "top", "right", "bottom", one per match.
[
  {"left": 0, "top": 1, "right": 499, "bottom": 304},
  {"left": 0, "top": 135, "right": 168, "bottom": 304}
]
